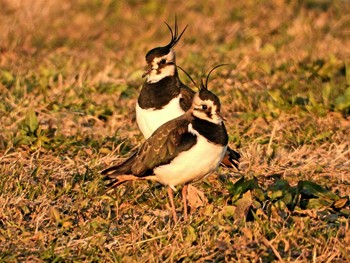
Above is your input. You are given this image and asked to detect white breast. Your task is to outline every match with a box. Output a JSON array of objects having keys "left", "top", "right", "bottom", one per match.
[
  {"left": 136, "top": 95, "right": 184, "bottom": 138},
  {"left": 153, "top": 124, "right": 227, "bottom": 190}
]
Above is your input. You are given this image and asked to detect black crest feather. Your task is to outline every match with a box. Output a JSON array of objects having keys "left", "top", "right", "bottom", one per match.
[
  {"left": 164, "top": 16, "right": 188, "bottom": 49},
  {"left": 178, "top": 64, "right": 229, "bottom": 92}
]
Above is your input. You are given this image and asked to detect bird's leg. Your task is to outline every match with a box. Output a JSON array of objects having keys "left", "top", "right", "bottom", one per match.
[
  {"left": 167, "top": 186, "right": 177, "bottom": 223},
  {"left": 182, "top": 184, "right": 189, "bottom": 221}
]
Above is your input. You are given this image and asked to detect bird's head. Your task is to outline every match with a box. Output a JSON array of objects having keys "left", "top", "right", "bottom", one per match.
[
  {"left": 142, "top": 17, "right": 187, "bottom": 83},
  {"left": 192, "top": 86, "right": 223, "bottom": 125},
  {"left": 189, "top": 65, "right": 227, "bottom": 125}
]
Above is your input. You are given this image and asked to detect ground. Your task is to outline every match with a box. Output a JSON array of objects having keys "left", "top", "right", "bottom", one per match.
[{"left": 0, "top": 0, "right": 350, "bottom": 262}]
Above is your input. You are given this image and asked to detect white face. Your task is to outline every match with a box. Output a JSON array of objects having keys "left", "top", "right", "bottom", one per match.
[
  {"left": 146, "top": 50, "right": 176, "bottom": 83},
  {"left": 192, "top": 93, "right": 223, "bottom": 124}
]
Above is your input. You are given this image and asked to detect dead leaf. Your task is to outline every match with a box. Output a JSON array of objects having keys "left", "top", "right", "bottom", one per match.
[
  {"left": 293, "top": 207, "right": 318, "bottom": 218},
  {"left": 49, "top": 207, "right": 61, "bottom": 223},
  {"left": 187, "top": 185, "right": 208, "bottom": 210},
  {"left": 221, "top": 206, "right": 236, "bottom": 218},
  {"left": 234, "top": 190, "right": 253, "bottom": 223},
  {"left": 334, "top": 198, "right": 348, "bottom": 209},
  {"left": 185, "top": 225, "right": 197, "bottom": 243},
  {"left": 204, "top": 204, "right": 214, "bottom": 217}
]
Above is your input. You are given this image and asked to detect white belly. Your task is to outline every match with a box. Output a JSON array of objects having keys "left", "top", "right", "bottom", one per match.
[
  {"left": 136, "top": 95, "right": 184, "bottom": 138},
  {"left": 153, "top": 124, "right": 227, "bottom": 189}
]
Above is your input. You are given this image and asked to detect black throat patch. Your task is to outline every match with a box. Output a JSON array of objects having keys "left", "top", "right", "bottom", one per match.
[
  {"left": 191, "top": 117, "right": 228, "bottom": 146},
  {"left": 138, "top": 76, "right": 181, "bottom": 110}
]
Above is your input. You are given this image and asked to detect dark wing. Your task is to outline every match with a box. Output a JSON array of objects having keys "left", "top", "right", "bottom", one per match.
[
  {"left": 179, "top": 82, "right": 195, "bottom": 111},
  {"left": 131, "top": 116, "right": 197, "bottom": 176}
]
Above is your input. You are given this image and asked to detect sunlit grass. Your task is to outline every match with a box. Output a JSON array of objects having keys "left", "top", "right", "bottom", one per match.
[{"left": 1, "top": 0, "right": 350, "bottom": 261}]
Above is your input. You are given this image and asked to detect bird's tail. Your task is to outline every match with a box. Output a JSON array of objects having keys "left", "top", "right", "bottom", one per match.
[
  {"left": 104, "top": 174, "right": 145, "bottom": 189},
  {"left": 101, "top": 152, "right": 139, "bottom": 188},
  {"left": 221, "top": 147, "right": 240, "bottom": 170}
]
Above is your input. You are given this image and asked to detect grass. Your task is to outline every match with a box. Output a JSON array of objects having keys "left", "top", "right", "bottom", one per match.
[{"left": 1, "top": 0, "right": 350, "bottom": 262}]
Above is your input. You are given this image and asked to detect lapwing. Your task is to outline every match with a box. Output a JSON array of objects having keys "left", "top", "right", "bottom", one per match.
[
  {"left": 136, "top": 18, "right": 240, "bottom": 170},
  {"left": 136, "top": 16, "right": 193, "bottom": 138},
  {"left": 103, "top": 66, "right": 229, "bottom": 223}
]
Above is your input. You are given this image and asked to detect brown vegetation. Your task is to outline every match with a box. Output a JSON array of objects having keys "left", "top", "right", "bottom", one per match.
[{"left": 1, "top": 0, "right": 350, "bottom": 261}]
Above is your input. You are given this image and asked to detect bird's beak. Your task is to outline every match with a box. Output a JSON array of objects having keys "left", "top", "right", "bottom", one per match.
[{"left": 142, "top": 65, "right": 152, "bottom": 78}]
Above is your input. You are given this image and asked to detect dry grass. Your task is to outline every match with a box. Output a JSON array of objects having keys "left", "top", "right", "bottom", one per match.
[{"left": 1, "top": 0, "right": 350, "bottom": 262}]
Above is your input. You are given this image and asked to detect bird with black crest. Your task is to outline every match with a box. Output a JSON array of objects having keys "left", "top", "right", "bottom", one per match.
[
  {"left": 137, "top": 16, "right": 240, "bottom": 170},
  {"left": 103, "top": 65, "right": 230, "bottom": 223}
]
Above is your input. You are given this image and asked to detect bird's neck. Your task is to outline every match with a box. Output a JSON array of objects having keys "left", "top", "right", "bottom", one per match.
[
  {"left": 191, "top": 117, "right": 228, "bottom": 146},
  {"left": 138, "top": 76, "right": 181, "bottom": 110}
]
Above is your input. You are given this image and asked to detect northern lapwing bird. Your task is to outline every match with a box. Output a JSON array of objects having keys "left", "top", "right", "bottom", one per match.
[
  {"left": 136, "top": 17, "right": 240, "bottom": 169},
  {"left": 103, "top": 67, "right": 229, "bottom": 223},
  {"left": 136, "top": 16, "right": 194, "bottom": 139}
]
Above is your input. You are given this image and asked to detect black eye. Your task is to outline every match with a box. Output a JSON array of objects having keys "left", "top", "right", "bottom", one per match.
[
  {"left": 202, "top": 105, "right": 208, "bottom": 110},
  {"left": 160, "top": 59, "right": 166, "bottom": 65}
]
